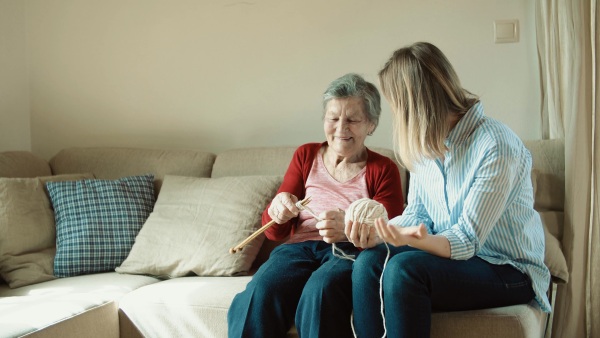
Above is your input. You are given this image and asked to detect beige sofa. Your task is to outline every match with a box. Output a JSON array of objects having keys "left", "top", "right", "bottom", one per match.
[{"left": 0, "top": 140, "right": 567, "bottom": 338}]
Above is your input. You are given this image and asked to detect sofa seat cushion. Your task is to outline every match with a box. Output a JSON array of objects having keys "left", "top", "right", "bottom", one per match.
[
  {"left": 0, "top": 272, "right": 159, "bottom": 298},
  {"left": 118, "top": 275, "right": 546, "bottom": 338},
  {"left": 0, "top": 272, "right": 159, "bottom": 338},
  {"left": 431, "top": 302, "right": 547, "bottom": 338},
  {"left": 119, "top": 276, "right": 252, "bottom": 338},
  {"left": 0, "top": 293, "right": 118, "bottom": 338}
]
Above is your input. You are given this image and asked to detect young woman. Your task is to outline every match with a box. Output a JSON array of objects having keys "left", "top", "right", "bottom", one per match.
[{"left": 347, "top": 42, "right": 551, "bottom": 338}]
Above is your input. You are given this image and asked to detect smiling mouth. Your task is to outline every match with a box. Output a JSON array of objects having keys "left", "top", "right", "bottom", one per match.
[{"left": 336, "top": 136, "right": 353, "bottom": 141}]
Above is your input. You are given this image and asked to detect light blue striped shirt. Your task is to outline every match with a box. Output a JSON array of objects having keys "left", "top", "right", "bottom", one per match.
[{"left": 389, "top": 102, "right": 551, "bottom": 312}]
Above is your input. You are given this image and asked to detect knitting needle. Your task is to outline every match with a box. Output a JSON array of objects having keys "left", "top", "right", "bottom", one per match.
[
  {"left": 229, "top": 196, "right": 312, "bottom": 254},
  {"left": 295, "top": 199, "right": 322, "bottom": 221}
]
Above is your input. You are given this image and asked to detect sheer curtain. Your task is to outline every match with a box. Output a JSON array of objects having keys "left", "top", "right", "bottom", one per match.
[{"left": 536, "top": 0, "right": 599, "bottom": 337}]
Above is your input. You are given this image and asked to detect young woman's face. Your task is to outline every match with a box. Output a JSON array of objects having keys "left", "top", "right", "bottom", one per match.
[{"left": 323, "top": 97, "right": 374, "bottom": 158}]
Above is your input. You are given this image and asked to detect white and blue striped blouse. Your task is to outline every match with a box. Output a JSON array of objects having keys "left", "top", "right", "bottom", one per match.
[{"left": 389, "top": 102, "right": 551, "bottom": 312}]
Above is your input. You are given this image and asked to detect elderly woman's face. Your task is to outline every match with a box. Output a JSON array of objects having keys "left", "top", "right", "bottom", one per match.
[{"left": 324, "top": 97, "right": 374, "bottom": 158}]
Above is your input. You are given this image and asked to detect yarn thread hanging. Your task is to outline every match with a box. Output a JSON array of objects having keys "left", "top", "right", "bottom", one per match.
[
  {"left": 345, "top": 198, "right": 390, "bottom": 338},
  {"left": 296, "top": 197, "right": 391, "bottom": 338}
]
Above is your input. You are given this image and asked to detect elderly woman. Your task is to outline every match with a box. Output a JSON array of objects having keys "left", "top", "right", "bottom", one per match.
[{"left": 227, "top": 73, "right": 404, "bottom": 338}]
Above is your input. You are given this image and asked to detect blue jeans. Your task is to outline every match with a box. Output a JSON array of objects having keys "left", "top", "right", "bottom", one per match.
[
  {"left": 352, "top": 244, "right": 535, "bottom": 338},
  {"left": 228, "top": 241, "right": 359, "bottom": 338}
]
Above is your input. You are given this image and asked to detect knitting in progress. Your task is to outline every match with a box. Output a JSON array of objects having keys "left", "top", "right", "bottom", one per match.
[{"left": 229, "top": 197, "right": 312, "bottom": 254}]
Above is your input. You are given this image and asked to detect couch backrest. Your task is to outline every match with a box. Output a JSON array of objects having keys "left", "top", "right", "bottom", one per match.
[
  {"left": 0, "top": 151, "right": 52, "bottom": 178},
  {"left": 49, "top": 147, "right": 216, "bottom": 194},
  {"left": 212, "top": 146, "right": 409, "bottom": 199},
  {"left": 212, "top": 146, "right": 297, "bottom": 177},
  {"left": 524, "top": 139, "right": 567, "bottom": 283},
  {"left": 524, "top": 139, "right": 565, "bottom": 212}
]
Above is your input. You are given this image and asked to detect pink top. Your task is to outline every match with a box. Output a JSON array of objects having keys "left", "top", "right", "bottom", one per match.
[
  {"left": 287, "top": 152, "right": 369, "bottom": 244},
  {"left": 263, "top": 142, "right": 404, "bottom": 242}
]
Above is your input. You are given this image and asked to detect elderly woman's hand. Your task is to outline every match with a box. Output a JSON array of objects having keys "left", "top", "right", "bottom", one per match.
[
  {"left": 345, "top": 220, "right": 382, "bottom": 249},
  {"left": 268, "top": 192, "right": 300, "bottom": 224},
  {"left": 315, "top": 209, "right": 347, "bottom": 244}
]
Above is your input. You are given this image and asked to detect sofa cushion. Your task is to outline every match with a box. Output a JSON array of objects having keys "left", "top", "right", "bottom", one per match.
[
  {"left": 0, "top": 272, "right": 159, "bottom": 338},
  {"left": 212, "top": 147, "right": 297, "bottom": 178},
  {"left": 540, "top": 211, "right": 569, "bottom": 284},
  {"left": 0, "top": 151, "right": 52, "bottom": 178},
  {"left": 0, "top": 293, "right": 119, "bottom": 338},
  {"left": 0, "top": 173, "right": 94, "bottom": 288},
  {"left": 118, "top": 276, "right": 546, "bottom": 338},
  {"left": 524, "top": 140, "right": 565, "bottom": 212},
  {"left": 116, "top": 175, "right": 282, "bottom": 278},
  {"left": 430, "top": 301, "right": 547, "bottom": 338},
  {"left": 49, "top": 147, "right": 216, "bottom": 194},
  {"left": 46, "top": 175, "right": 155, "bottom": 277},
  {"left": 119, "top": 276, "right": 253, "bottom": 338},
  {"left": 531, "top": 168, "right": 568, "bottom": 284},
  {"left": 212, "top": 146, "right": 409, "bottom": 199}
]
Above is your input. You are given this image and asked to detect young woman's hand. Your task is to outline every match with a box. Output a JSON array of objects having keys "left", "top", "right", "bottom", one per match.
[
  {"left": 373, "top": 219, "right": 451, "bottom": 258},
  {"left": 373, "top": 218, "right": 427, "bottom": 247}
]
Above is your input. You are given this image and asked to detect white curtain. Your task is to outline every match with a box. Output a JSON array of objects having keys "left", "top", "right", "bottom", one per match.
[{"left": 536, "top": 0, "right": 599, "bottom": 337}]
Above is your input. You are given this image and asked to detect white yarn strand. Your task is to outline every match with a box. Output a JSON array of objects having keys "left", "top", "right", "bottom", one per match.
[
  {"left": 345, "top": 198, "right": 390, "bottom": 338},
  {"left": 295, "top": 199, "right": 358, "bottom": 261},
  {"left": 295, "top": 197, "right": 390, "bottom": 338}
]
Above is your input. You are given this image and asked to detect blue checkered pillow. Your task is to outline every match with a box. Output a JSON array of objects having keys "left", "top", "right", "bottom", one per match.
[{"left": 46, "top": 174, "right": 155, "bottom": 277}]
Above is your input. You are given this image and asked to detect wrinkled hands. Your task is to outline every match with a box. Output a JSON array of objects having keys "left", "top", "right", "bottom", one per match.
[
  {"left": 267, "top": 194, "right": 347, "bottom": 243},
  {"left": 268, "top": 192, "right": 299, "bottom": 224},
  {"left": 344, "top": 219, "right": 383, "bottom": 249},
  {"left": 316, "top": 209, "right": 347, "bottom": 244}
]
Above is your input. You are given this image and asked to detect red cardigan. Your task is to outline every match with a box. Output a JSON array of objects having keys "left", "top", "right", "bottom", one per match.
[{"left": 263, "top": 142, "right": 404, "bottom": 241}]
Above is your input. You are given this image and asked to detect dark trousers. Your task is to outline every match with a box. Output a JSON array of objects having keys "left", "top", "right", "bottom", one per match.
[
  {"left": 227, "top": 241, "right": 359, "bottom": 338},
  {"left": 352, "top": 244, "right": 535, "bottom": 338}
]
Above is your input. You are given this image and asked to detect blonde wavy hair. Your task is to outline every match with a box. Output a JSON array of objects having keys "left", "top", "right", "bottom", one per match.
[{"left": 378, "top": 42, "right": 479, "bottom": 172}]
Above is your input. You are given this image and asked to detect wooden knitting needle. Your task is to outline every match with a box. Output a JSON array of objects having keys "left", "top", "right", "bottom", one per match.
[{"left": 229, "top": 196, "right": 312, "bottom": 254}]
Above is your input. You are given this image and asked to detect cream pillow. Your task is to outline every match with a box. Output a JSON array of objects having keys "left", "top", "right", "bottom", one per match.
[
  {"left": 539, "top": 211, "right": 569, "bottom": 284},
  {"left": 116, "top": 175, "right": 282, "bottom": 278},
  {"left": 0, "top": 173, "right": 94, "bottom": 288},
  {"left": 531, "top": 169, "right": 569, "bottom": 284}
]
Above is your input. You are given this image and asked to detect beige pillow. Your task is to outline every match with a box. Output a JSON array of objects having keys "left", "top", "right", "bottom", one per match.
[
  {"left": 531, "top": 168, "right": 565, "bottom": 211},
  {"left": 531, "top": 170, "right": 569, "bottom": 283},
  {"left": 116, "top": 175, "right": 282, "bottom": 278},
  {"left": 539, "top": 211, "right": 569, "bottom": 284},
  {"left": 0, "top": 173, "right": 94, "bottom": 288}
]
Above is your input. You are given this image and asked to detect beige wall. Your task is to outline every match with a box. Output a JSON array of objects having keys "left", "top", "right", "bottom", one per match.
[
  {"left": 0, "top": 0, "right": 30, "bottom": 152},
  {"left": 10, "top": 0, "right": 540, "bottom": 159}
]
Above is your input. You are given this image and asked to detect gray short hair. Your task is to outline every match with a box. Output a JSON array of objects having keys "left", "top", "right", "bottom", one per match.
[{"left": 322, "top": 73, "right": 382, "bottom": 131}]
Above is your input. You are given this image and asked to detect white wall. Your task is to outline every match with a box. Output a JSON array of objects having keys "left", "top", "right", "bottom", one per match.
[
  {"left": 23, "top": 0, "right": 540, "bottom": 159},
  {"left": 0, "top": 0, "right": 31, "bottom": 152}
]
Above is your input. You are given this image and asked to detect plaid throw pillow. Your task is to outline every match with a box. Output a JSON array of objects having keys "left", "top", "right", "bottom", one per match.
[{"left": 46, "top": 174, "right": 155, "bottom": 277}]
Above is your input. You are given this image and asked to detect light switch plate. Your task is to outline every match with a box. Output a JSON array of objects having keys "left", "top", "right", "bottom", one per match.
[{"left": 494, "top": 19, "right": 519, "bottom": 43}]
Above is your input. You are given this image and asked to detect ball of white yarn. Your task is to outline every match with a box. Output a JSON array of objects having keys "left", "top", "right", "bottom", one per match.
[{"left": 344, "top": 198, "right": 388, "bottom": 227}]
